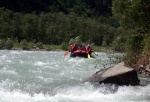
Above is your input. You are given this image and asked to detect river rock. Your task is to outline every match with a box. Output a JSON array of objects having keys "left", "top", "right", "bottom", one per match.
[{"left": 85, "top": 62, "right": 140, "bottom": 85}]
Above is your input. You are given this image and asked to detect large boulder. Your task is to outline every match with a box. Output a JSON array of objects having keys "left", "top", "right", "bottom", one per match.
[{"left": 85, "top": 62, "right": 140, "bottom": 85}]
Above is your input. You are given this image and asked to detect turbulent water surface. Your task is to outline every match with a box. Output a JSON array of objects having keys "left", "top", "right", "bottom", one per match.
[{"left": 0, "top": 50, "right": 150, "bottom": 102}]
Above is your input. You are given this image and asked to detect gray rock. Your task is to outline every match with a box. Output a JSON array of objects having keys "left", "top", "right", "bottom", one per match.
[{"left": 85, "top": 62, "right": 140, "bottom": 85}]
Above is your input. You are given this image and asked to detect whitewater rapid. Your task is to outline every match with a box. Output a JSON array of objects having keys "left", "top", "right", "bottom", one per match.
[{"left": 0, "top": 50, "right": 149, "bottom": 102}]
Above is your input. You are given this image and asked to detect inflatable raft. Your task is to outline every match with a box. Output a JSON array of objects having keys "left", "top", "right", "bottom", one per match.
[{"left": 70, "top": 49, "right": 88, "bottom": 58}]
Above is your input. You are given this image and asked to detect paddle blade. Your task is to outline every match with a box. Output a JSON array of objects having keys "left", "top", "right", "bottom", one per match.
[
  {"left": 64, "top": 51, "right": 68, "bottom": 56},
  {"left": 88, "top": 54, "right": 90, "bottom": 58},
  {"left": 68, "top": 51, "right": 71, "bottom": 57}
]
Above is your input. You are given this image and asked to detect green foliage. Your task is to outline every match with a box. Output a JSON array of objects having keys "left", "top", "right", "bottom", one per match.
[
  {"left": 69, "top": 36, "right": 83, "bottom": 45},
  {"left": 112, "top": 0, "right": 150, "bottom": 33},
  {"left": 27, "top": 42, "right": 35, "bottom": 48},
  {"left": 5, "top": 38, "right": 13, "bottom": 50},
  {"left": 61, "top": 42, "right": 68, "bottom": 50},
  {"left": 124, "top": 33, "right": 144, "bottom": 66},
  {"left": 0, "top": 39, "right": 5, "bottom": 49},
  {"left": 112, "top": 35, "right": 127, "bottom": 52},
  {"left": 0, "top": 8, "right": 120, "bottom": 47},
  {"left": 20, "top": 40, "right": 29, "bottom": 50},
  {"left": 22, "top": 13, "right": 38, "bottom": 41},
  {"left": 36, "top": 42, "right": 43, "bottom": 49},
  {"left": 112, "top": 0, "right": 150, "bottom": 67},
  {"left": 143, "top": 34, "right": 150, "bottom": 51},
  {"left": 126, "top": 33, "right": 144, "bottom": 55},
  {"left": 45, "top": 45, "right": 61, "bottom": 50},
  {"left": 0, "top": 0, "right": 112, "bottom": 17}
]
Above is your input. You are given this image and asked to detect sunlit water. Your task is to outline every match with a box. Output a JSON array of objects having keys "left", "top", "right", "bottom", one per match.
[{"left": 0, "top": 50, "right": 150, "bottom": 102}]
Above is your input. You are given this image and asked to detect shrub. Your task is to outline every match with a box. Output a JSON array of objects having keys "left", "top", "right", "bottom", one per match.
[
  {"left": 124, "top": 33, "right": 144, "bottom": 66},
  {"left": 0, "top": 39, "right": 5, "bottom": 49},
  {"left": 112, "top": 35, "right": 127, "bottom": 52},
  {"left": 61, "top": 42, "right": 68, "bottom": 50},
  {"left": 69, "top": 38, "right": 74, "bottom": 45},
  {"left": 28, "top": 42, "right": 35, "bottom": 48},
  {"left": 69, "top": 36, "right": 82, "bottom": 45},
  {"left": 126, "top": 33, "right": 144, "bottom": 54},
  {"left": 20, "top": 40, "right": 29, "bottom": 50},
  {"left": 5, "top": 39, "right": 13, "bottom": 50},
  {"left": 36, "top": 42, "right": 43, "bottom": 49},
  {"left": 143, "top": 34, "right": 150, "bottom": 51}
]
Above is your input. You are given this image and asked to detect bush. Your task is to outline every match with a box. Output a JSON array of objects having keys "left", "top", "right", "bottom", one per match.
[
  {"left": 20, "top": 40, "right": 29, "bottom": 50},
  {"left": 126, "top": 33, "right": 144, "bottom": 54},
  {"left": 28, "top": 42, "right": 35, "bottom": 48},
  {"left": 0, "top": 39, "right": 5, "bottom": 49},
  {"left": 112, "top": 35, "right": 127, "bottom": 52},
  {"left": 5, "top": 39, "right": 13, "bottom": 50},
  {"left": 143, "top": 34, "right": 150, "bottom": 51},
  {"left": 69, "top": 36, "right": 82, "bottom": 45},
  {"left": 61, "top": 42, "right": 68, "bottom": 50},
  {"left": 124, "top": 33, "right": 144, "bottom": 66},
  {"left": 36, "top": 42, "right": 43, "bottom": 49},
  {"left": 69, "top": 38, "right": 74, "bottom": 45}
]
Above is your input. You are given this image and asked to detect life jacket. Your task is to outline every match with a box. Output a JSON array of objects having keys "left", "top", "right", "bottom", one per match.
[
  {"left": 83, "top": 45, "right": 87, "bottom": 51},
  {"left": 77, "top": 44, "right": 83, "bottom": 50},
  {"left": 70, "top": 44, "right": 77, "bottom": 52},
  {"left": 86, "top": 46, "right": 93, "bottom": 54}
]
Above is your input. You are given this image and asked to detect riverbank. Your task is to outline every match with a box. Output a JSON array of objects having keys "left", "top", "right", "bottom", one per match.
[
  {"left": 2, "top": 41, "right": 113, "bottom": 52},
  {"left": 132, "top": 50, "right": 150, "bottom": 76},
  {"left": 11, "top": 46, "right": 62, "bottom": 51}
]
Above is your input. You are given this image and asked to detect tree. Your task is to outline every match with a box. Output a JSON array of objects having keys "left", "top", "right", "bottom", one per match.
[
  {"left": 21, "top": 13, "right": 38, "bottom": 42},
  {"left": 112, "top": 0, "right": 150, "bottom": 67},
  {"left": 0, "top": 8, "right": 14, "bottom": 39},
  {"left": 112, "top": 0, "right": 150, "bottom": 33},
  {"left": 12, "top": 12, "right": 23, "bottom": 42}
]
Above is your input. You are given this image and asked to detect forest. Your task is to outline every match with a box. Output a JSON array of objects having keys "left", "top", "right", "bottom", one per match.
[
  {"left": 0, "top": 0, "right": 118, "bottom": 46},
  {"left": 0, "top": 0, "right": 150, "bottom": 66}
]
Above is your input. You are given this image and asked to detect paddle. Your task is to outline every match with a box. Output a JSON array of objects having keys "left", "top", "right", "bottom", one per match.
[
  {"left": 64, "top": 51, "right": 68, "bottom": 56},
  {"left": 88, "top": 54, "right": 90, "bottom": 58},
  {"left": 68, "top": 51, "right": 71, "bottom": 57}
]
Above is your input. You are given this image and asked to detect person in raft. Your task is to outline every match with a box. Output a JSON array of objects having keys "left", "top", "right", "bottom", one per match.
[
  {"left": 69, "top": 44, "right": 77, "bottom": 53},
  {"left": 85, "top": 44, "right": 93, "bottom": 55},
  {"left": 77, "top": 44, "right": 83, "bottom": 50}
]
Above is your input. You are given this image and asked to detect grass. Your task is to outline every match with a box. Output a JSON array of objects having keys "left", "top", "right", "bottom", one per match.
[
  {"left": 1, "top": 40, "right": 114, "bottom": 52},
  {"left": 13, "top": 42, "right": 62, "bottom": 51}
]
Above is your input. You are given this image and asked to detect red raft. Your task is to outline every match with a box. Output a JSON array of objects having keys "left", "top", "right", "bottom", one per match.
[
  {"left": 70, "top": 49, "right": 89, "bottom": 58},
  {"left": 64, "top": 44, "right": 94, "bottom": 58}
]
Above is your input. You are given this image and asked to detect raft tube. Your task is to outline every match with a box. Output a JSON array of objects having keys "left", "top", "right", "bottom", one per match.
[{"left": 70, "top": 50, "right": 88, "bottom": 58}]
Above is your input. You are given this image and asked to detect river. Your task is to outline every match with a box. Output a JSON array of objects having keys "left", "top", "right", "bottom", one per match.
[{"left": 0, "top": 50, "right": 150, "bottom": 102}]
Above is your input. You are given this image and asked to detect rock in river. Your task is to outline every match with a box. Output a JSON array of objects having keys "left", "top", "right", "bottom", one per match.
[{"left": 85, "top": 62, "right": 140, "bottom": 85}]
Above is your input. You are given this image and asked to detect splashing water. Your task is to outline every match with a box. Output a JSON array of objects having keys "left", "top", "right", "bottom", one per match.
[{"left": 0, "top": 50, "right": 149, "bottom": 102}]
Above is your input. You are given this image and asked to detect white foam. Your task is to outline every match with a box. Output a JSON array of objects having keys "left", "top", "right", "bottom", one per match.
[
  {"left": 0, "top": 83, "right": 150, "bottom": 102},
  {"left": 34, "top": 61, "right": 47, "bottom": 66},
  {"left": 19, "top": 60, "right": 24, "bottom": 64},
  {"left": 0, "top": 50, "right": 150, "bottom": 102},
  {"left": 0, "top": 67, "right": 17, "bottom": 75}
]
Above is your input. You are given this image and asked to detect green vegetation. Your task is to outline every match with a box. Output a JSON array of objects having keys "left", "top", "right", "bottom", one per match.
[
  {"left": 0, "top": 0, "right": 112, "bottom": 17},
  {"left": 112, "top": 0, "right": 150, "bottom": 67},
  {"left": 0, "top": 7, "right": 120, "bottom": 49},
  {"left": 5, "top": 38, "right": 13, "bottom": 50},
  {"left": 0, "top": 0, "right": 119, "bottom": 51},
  {"left": 13, "top": 41, "right": 62, "bottom": 51}
]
